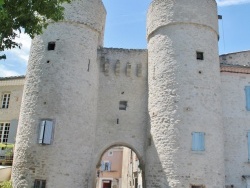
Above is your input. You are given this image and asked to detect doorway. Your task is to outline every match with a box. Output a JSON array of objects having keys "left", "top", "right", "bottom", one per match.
[{"left": 102, "top": 180, "right": 112, "bottom": 188}]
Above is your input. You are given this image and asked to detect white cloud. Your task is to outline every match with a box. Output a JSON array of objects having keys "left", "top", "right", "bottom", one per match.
[
  {"left": 5, "top": 32, "right": 32, "bottom": 65},
  {"left": 0, "top": 64, "right": 20, "bottom": 77},
  {"left": 217, "top": 0, "right": 250, "bottom": 6}
]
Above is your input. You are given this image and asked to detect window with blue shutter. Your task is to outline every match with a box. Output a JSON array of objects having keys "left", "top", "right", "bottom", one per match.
[
  {"left": 245, "top": 86, "right": 250, "bottom": 111},
  {"left": 38, "top": 120, "right": 54, "bottom": 145},
  {"left": 192, "top": 132, "right": 205, "bottom": 151},
  {"left": 248, "top": 132, "right": 250, "bottom": 161}
]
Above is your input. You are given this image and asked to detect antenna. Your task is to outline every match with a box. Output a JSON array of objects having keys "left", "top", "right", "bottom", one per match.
[{"left": 218, "top": 15, "right": 226, "bottom": 51}]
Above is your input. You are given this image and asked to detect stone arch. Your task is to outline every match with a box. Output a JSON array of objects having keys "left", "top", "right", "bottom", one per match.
[{"left": 93, "top": 142, "right": 146, "bottom": 188}]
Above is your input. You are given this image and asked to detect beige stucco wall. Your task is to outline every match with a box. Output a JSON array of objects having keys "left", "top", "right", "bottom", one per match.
[
  {"left": 0, "top": 78, "right": 24, "bottom": 156},
  {"left": 0, "top": 79, "right": 24, "bottom": 121}
]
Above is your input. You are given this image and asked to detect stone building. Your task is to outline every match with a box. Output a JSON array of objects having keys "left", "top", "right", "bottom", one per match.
[{"left": 6, "top": 0, "right": 250, "bottom": 187}]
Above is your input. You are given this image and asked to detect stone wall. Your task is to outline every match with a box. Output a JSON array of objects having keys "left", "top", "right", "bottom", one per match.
[
  {"left": 221, "top": 71, "right": 250, "bottom": 187},
  {"left": 93, "top": 48, "right": 148, "bottom": 182}
]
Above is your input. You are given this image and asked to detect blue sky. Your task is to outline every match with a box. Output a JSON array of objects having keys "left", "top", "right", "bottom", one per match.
[{"left": 1, "top": 0, "right": 250, "bottom": 77}]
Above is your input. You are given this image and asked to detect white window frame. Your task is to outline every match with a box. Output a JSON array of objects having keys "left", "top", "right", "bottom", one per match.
[
  {"left": 1, "top": 93, "right": 10, "bottom": 109},
  {"left": 0, "top": 122, "right": 10, "bottom": 143}
]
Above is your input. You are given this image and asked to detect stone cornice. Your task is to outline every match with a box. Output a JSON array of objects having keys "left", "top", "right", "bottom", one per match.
[{"left": 0, "top": 76, "right": 25, "bottom": 86}]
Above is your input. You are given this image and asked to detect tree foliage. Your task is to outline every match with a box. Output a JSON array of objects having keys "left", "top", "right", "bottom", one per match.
[{"left": 0, "top": 0, "right": 71, "bottom": 59}]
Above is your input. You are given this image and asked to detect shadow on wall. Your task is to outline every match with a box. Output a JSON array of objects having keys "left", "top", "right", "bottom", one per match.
[{"left": 145, "top": 139, "right": 170, "bottom": 188}]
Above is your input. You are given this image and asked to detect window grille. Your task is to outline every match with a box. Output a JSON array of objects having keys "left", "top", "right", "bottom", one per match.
[
  {"left": 34, "top": 179, "right": 46, "bottom": 188},
  {"left": 1, "top": 93, "right": 10, "bottom": 109},
  {"left": 0, "top": 123, "right": 10, "bottom": 143}
]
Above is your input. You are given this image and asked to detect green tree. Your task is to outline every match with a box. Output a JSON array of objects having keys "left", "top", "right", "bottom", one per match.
[{"left": 0, "top": 0, "right": 71, "bottom": 60}]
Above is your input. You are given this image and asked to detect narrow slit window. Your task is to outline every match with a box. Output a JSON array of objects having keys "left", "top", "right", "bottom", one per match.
[
  {"left": 119, "top": 101, "right": 127, "bottom": 110},
  {"left": 192, "top": 186, "right": 203, "bottom": 188},
  {"left": 247, "top": 132, "right": 250, "bottom": 161},
  {"left": 34, "top": 179, "right": 46, "bottom": 188},
  {"left": 48, "top": 42, "right": 55, "bottom": 51},
  {"left": 38, "top": 120, "right": 54, "bottom": 145},
  {"left": 196, "top": 52, "right": 204, "bottom": 60}
]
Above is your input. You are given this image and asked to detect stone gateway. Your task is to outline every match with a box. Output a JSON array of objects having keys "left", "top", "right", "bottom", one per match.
[{"left": 11, "top": 0, "right": 250, "bottom": 187}]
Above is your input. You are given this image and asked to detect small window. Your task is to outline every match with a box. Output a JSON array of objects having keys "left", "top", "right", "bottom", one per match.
[
  {"left": 196, "top": 52, "right": 204, "bottom": 60},
  {"left": 119, "top": 101, "right": 127, "bottom": 110},
  {"left": 1, "top": 93, "right": 10, "bottom": 109},
  {"left": 48, "top": 42, "right": 55, "bottom": 51},
  {"left": 192, "top": 132, "right": 205, "bottom": 151},
  {"left": 38, "top": 120, "right": 54, "bottom": 145},
  {"left": 108, "top": 150, "right": 113, "bottom": 156},
  {"left": 34, "top": 179, "right": 46, "bottom": 188},
  {"left": 245, "top": 86, "right": 250, "bottom": 111}
]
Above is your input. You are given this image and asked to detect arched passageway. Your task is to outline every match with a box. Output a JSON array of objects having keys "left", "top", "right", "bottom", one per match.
[{"left": 95, "top": 145, "right": 145, "bottom": 188}]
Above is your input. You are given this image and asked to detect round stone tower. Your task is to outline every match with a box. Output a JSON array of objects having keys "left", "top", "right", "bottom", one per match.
[
  {"left": 12, "top": 0, "right": 106, "bottom": 187},
  {"left": 146, "top": 0, "right": 224, "bottom": 187}
]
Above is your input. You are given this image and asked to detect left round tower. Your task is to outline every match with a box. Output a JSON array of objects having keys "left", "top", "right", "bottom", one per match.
[{"left": 12, "top": 0, "right": 106, "bottom": 187}]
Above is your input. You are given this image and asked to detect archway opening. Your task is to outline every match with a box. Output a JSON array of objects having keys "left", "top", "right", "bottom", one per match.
[{"left": 95, "top": 146, "right": 144, "bottom": 188}]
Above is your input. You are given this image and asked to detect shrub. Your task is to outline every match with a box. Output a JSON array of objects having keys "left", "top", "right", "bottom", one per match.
[{"left": 0, "top": 181, "right": 12, "bottom": 188}]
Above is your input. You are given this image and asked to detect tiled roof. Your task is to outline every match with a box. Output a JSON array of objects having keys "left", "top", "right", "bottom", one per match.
[{"left": 220, "top": 64, "right": 250, "bottom": 74}]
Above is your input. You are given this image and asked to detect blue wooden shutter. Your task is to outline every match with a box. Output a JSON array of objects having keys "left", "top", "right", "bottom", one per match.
[
  {"left": 38, "top": 121, "right": 46, "bottom": 144},
  {"left": 8, "top": 119, "right": 18, "bottom": 143},
  {"left": 43, "top": 120, "right": 53, "bottom": 144},
  {"left": 248, "top": 132, "right": 250, "bottom": 161},
  {"left": 101, "top": 161, "right": 105, "bottom": 171},
  {"left": 245, "top": 86, "right": 250, "bottom": 111},
  {"left": 192, "top": 132, "right": 205, "bottom": 151},
  {"left": 192, "top": 132, "right": 199, "bottom": 151},
  {"left": 199, "top": 132, "right": 205, "bottom": 151}
]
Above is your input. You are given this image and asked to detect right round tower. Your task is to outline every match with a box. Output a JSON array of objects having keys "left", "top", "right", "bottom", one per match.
[{"left": 147, "top": 0, "right": 225, "bottom": 187}]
